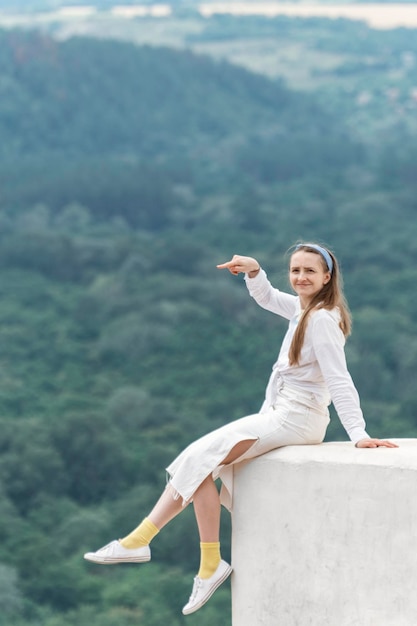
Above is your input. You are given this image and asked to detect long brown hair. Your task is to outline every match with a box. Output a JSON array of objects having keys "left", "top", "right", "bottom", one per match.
[{"left": 288, "top": 244, "right": 351, "bottom": 366}]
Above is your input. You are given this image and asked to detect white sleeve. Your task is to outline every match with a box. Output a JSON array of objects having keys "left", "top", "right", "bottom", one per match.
[
  {"left": 312, "top": 313, "right": 370, "bottom": 444},
  {"left": 244, "top": 269, "right": 298, "bottom": 320}
]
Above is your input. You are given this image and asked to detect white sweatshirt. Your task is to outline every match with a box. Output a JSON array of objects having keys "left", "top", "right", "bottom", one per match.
[{"left": 245, "top": 269, "right": 370, "bottom": 443}]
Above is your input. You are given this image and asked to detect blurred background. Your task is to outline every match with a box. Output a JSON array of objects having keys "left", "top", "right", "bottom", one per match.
[{"left": 0, "top": 1, "right": 416, "bottom": 624}]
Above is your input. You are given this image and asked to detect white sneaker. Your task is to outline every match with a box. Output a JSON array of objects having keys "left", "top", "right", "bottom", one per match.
[
  {"left": 182, "top": 560, "right": 232, "bottom": 615},
  {"left": 84, "top": 540, "right": 151, "bottom": 564}
]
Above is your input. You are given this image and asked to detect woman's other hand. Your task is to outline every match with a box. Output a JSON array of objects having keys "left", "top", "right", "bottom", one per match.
[{"left": 355, "top": 438, "right": 399, "bottom": 448}]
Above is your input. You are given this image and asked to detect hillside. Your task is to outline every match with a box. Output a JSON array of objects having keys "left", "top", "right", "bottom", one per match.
[
  {"left": 0, "top": 28, "right": 416, "bottom": 626},
  {"left": 2, "top": 5, "right": 416, "bottom": 137},
  {"left": 0, "top": 29, "right": 360, "bottom": 228}
]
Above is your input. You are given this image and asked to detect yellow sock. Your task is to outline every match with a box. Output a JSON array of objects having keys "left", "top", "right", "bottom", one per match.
[
  {"left": 119, "top": 517, "right": 159, "bottom": 549},
  {"left": 198, "top": 542, "right": 221, "bottom": 579}
]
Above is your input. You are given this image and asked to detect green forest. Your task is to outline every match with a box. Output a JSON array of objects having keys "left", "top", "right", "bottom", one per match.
[{"left": 0, "top": 13, "right": 417, "bottom": 625}]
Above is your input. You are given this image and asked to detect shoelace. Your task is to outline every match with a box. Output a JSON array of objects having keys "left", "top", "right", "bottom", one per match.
[
  {"left": 97, "top": 541, "right": 116, "bottom": 553},
  {"left": 188, "top": 577, "right": 203, "bottom": 602}
]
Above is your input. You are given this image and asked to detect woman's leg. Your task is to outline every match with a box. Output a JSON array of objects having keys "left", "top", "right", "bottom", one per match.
[
  {"left": 181, "top": 439, "right": 256, "bottom": 615},
  {"left": 148, "top": 484, "right": 187, "bottom": 529},
  {"left": 192, "top": 438, "right": 256, "bottom": 541},
  {"left": 192, "top": 474, "right": 221, "bottom": 578},
  {"left": 121, "top": 437, "right": 256, "bottom": 553},
  {"left": 193, "top": 439, "right": 256, "bottom": 539},
  {"left": 84, "top": 484, "right": 187, "bottom": 561},
  {"left": 120, "top": 484, "right": 186, "bottom": 549},
  {"left": 221, "top": 438, "right": 257, "bottom": 466},
  {"left": 193, "top": 474, "right": 221, "bottom": 543},
  {"left": 192, "top": 439, "right": 256, "bottom": 578}
]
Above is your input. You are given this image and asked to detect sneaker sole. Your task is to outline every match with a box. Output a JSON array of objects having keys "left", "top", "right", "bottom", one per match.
[
  {"left": 182, "top": 565, "right": 233, "bottom": 615},
  {"left": 84, "top": 555, "right": 151, "bottom": 564}
]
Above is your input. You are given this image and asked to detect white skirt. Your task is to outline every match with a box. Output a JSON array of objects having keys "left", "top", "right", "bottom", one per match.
[{"left": 166, "top": 383, "right": 330, "bottom": 511}]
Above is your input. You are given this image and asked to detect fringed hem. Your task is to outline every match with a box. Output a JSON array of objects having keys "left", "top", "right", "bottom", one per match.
[
  {"left": 164, "top": 438, "right": 260, "bottom": 512},
  {"left": 165, "top": 473, "right": 192, "bottom": 507}
]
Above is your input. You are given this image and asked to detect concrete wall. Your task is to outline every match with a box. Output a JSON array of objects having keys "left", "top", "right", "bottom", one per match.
[{"left": 231, "top": 439, "right": 417, "bottom": 626}]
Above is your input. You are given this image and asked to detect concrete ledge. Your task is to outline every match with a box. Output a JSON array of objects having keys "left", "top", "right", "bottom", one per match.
[{"left": 231, "top": 439, "right": 416, "bottom": 626}]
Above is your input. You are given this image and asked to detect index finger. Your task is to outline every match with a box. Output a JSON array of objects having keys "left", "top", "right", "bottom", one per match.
[{"left": 216, "top": 260, "right": 234, "bottom": 269}]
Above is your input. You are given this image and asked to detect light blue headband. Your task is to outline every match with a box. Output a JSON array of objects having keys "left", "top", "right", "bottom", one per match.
[{"left": 294, "top": 243, "right": 333, "bottom": 274}]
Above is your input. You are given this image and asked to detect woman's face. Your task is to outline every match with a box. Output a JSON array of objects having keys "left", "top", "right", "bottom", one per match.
[{"left": 289, "top": 250, "right": 331, "bottom": 307}]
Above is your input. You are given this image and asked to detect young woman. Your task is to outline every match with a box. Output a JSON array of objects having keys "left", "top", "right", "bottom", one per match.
[{"left": 84, "top": 243, "right": 397, "bottom": 615}]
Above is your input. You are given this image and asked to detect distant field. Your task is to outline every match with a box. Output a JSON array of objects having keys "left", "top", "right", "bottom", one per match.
[
  {"left": 47, "top": 16, "right": 349, "bottom": 89},
  {"left": 0, "top": 4, "right": 415, "bottom": 102},
  {"left": 192, "top": 38, "right": 352, "bottom": 88},
  {"left": 0, "top": 11, "right": 374, "bottom": 91},
  {"left": 199, "top": 2, "right": 417, "bottom": 29},
  {"left": 1, "top": 2, "right": 417, "bottom": 29}
]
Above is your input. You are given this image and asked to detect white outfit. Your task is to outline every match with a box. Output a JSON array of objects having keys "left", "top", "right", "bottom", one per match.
[{"left": 166, "top": 269, "right": 369, "bottom": 511}]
